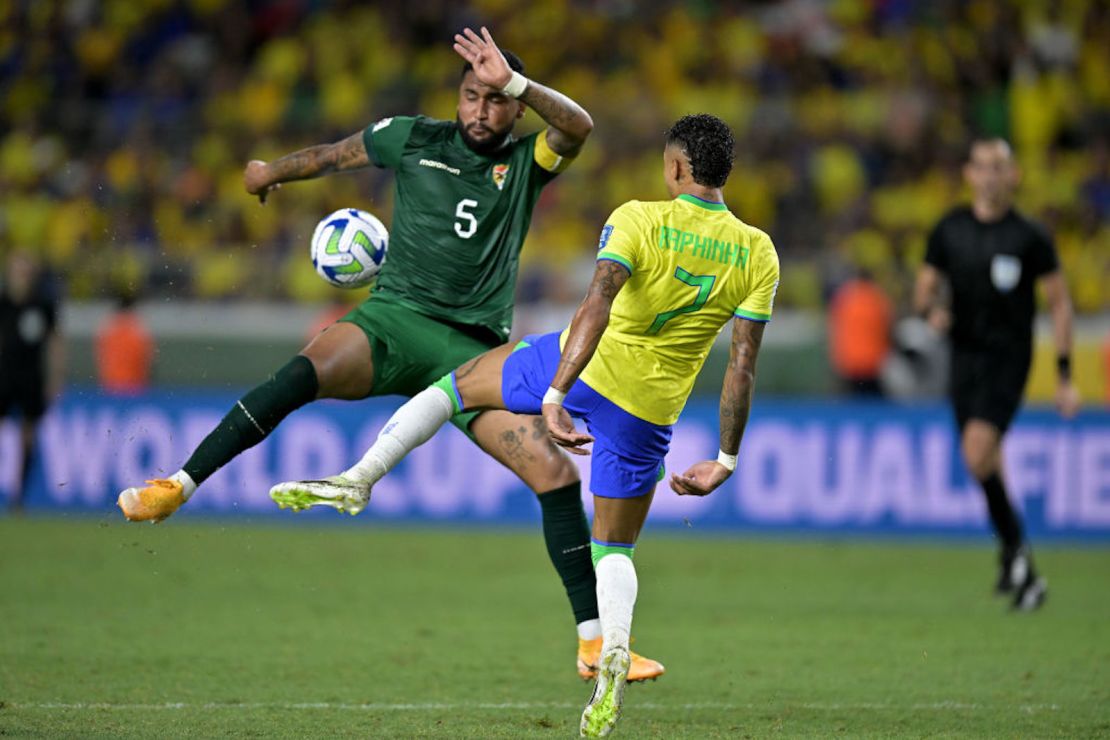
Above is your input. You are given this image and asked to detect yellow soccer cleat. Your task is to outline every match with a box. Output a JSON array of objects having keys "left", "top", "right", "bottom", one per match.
[
  {"left": 118, "top": 479, "right": 186, "bottom": 523},
  {"left": 580, "top": 646, "right": 630, "bottom": 738},
  {"left": 577, "top": 637, "right": 665, "bottom": 683}
]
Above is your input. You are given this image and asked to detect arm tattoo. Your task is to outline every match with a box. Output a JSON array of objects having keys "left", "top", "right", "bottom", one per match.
[
  {"left": 519, "top": 80, "right": 592, "bottom": 156},
  {"left": 334, "top": 133, "right": 370, "bottom": 170},
  {"left": 589, "top": 260, "right": 629, "bottom": 302},
  {"left": 265, "top": 132, "right": 369, "bottom": 184},
  {"left": 720, "top": 319, "right": 764, "bottom": 454},
  {"left": 551, "top": 261, "right": 628, "bottom": 389}
]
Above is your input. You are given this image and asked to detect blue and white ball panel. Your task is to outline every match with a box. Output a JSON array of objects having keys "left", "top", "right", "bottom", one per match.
[{"left": 310, "top": 207, "right": 388, "bottom": 288}]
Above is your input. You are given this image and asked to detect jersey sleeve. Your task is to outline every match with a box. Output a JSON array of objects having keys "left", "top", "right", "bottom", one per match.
[
  {"left": 1028, "top": 221, "right": 1060, "bottom": 277},
  {"left": 532, "top": 129, "right": 575, "bottom": 175},
  {"left": 735, "top": 237, "right": 780, "bottom": 322},
  {"left": 924, "top": 220, "right": 949, "bottom": 273},
  {"left": 595, "top": 202, "right": 645, "bottom": 275},
  {"left": 361, "top": 116, "right": 417, "bottom": 170}
]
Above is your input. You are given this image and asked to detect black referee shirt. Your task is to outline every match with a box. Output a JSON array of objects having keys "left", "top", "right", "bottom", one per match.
[
  {"left": 0, "top": 288, "right": 57, "bottom": 381},
  {"left": 925, "top": 206, "right": 1059, "bottom": 356}
]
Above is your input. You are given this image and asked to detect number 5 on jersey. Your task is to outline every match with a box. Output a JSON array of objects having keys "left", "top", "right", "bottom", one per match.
[{"left": 455, "top": 199, "right": 478, "bottom": 239}]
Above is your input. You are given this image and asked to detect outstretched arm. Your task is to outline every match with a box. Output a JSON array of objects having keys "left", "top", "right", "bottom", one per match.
[
  {"left": 453, "top": 26, "right": 593, "bottom": 157},
  {"left": 243, "top": 131, "right": 370, "bottom": 204},
  {"left": 1040, "top": 269, "right": 1080, "bottom": 418},
  {"left": 671, "top": 318, "right": 765, "bottom": 497},
  {"left": 543, "top": 260, "right": 629, "bottom": 454}
]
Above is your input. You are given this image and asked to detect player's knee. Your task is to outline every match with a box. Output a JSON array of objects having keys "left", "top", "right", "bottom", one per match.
[
  {"left": 961, "top": 442, "right": 996, "bottom": 480},
  {"left": 523, "top": 451, "right": 579, "bottom": 493},
  {"left": 301, "top": 352, "right": 370, "bottom": 400}
]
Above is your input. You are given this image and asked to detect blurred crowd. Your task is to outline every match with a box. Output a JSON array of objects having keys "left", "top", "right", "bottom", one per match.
[{"left": 1, "top": 0, "right": 1108, "bottom": 313}]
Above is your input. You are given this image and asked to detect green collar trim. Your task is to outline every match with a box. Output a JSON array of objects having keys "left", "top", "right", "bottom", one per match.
[{"left": 677, "top": 193, "right": 728, "bottom": 211}]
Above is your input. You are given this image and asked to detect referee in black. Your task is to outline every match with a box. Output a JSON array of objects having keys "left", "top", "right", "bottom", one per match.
[
  {"left": 0, "top": 251, "right": 64, "bottom": 513},
  {"left": 914, "top": 138, "right": 1080, "bottom": 611}
]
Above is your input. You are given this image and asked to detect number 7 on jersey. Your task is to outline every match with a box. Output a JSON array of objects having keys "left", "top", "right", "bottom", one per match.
[{"left": 647, "top": 267, "right": 715, "bottom": 335}]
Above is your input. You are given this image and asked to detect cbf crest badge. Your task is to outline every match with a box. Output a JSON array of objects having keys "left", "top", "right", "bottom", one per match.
[
  {"left": 990, "top": 254, "right": 1021, "bottom": 293},
  {"left": 492, "top": 164, "right": 510, "bottom": 190}
]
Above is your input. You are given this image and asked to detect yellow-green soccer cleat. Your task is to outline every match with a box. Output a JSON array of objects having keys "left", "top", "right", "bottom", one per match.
[
  {"left": 117, "top": 479, "right": 186, "bottom": 523},
  {"left": 578, "top": 637, "right": 664, "bottom": 683},
  {"left": 268, "top": 475, "right": 370, "bottom": 515},
  {"left": 580, "top": 646, "right": 630, "bottom": 738}
]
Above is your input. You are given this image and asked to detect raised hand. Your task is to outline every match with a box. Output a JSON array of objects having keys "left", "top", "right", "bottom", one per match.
[
  {"left": 543, "top": 403, "right": 594, "bottom": 455},
  {"left": 244, "top": 160, "right": 280, "bottom": 204},
  {"left": 670, "top": 460, "right": 732, "bottom": 497},
  {"left": 453, "top": 26, "right": 512, "bottom": 90}
]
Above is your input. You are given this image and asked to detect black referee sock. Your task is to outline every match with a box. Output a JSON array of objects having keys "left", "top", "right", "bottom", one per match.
[
  {"left": 183, "top": 356, "right": 319, "bottom": 485},
  {"left": 537, "top": 481, "right": 599, "bottom": 624},
  {"left": 979, "top": 472, "right": 1024, "bottom": 550}
]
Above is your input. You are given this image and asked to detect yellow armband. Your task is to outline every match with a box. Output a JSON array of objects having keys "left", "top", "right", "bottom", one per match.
[{"left": 534, "top": 130, "right": 574, "bottom": 173}]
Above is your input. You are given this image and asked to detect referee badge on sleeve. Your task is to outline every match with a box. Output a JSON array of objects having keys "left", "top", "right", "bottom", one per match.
[{"left": 991, "top": 254, "right": 1021, "bottom": 292}]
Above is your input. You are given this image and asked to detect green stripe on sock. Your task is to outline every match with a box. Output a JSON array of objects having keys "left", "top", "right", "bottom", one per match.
[
  {"left": 591, "top": 542, "right": 635, "bottom": 568},
  {"left": 432, "top": 374, "right": 463, "bottom": 414}
]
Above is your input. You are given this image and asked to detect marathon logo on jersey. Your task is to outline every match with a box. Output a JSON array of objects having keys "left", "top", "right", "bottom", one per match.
[
  {"left": 419, "top": 159, "right": 461, "bottom": 176},
  {"left": 598, "top": 225, "right": 614, "bottom": 251},
  {"left": 492, "top": 164, "right": 510, "bottom": 190},
  {"left": 991, "top": 254, "right": 1022, "bottom": 293}
]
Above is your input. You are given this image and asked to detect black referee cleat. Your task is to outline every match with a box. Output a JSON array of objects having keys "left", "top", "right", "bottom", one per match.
[
  {"left": 1012, "top": 574, "right": 1048, "bottom": 612},
  {"left": 1002, "top": 545, "right": 1047, "bottom": 612},
  {"left": 995, "top": 544, "right": 1028, "bottom": 595}
]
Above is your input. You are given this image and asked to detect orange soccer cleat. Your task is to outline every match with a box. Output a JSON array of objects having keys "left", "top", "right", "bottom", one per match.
[
  {"left": 577, "top": 637, "right": 665, "bottom": 683},
  {"left": 117, "top": 479, "right": 186, "bottom": 523}
]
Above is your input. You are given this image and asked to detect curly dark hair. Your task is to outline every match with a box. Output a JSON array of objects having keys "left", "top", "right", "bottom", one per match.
[
  {"left": 461, "top": 49, "right": 525, "bottom": 78},
  {"left": 664, "top": 114, "right": 735, "bottom": 188}
]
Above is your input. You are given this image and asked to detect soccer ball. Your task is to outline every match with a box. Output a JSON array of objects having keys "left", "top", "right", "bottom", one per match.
[{"left": 310, "top": 208, "right": 388, "bottom": 288}]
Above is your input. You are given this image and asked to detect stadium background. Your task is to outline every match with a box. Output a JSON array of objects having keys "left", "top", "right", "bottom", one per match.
[
  {"left": 1, "top": 2, "right": 1109, "bottom": 737},
  {"left": 2, "top": 0, "right": 1107, "bottom": 524}
]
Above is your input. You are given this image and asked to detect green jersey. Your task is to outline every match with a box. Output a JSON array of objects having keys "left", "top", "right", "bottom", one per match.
[{"left": 362, "top": 115, "right": 570, "bottom": 342}]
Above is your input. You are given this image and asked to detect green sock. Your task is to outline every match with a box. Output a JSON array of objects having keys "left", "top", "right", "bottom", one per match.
[
  {"left": 537, "top": 481, "right": 598, "bottom": 624},
  {"left": 183, "top": 355, "right": 319, "bottom": 485}
]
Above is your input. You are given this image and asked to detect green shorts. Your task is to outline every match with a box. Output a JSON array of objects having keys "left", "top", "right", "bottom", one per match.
[{"left": 340, "top": 294, "right": 498, "bottom": 432}]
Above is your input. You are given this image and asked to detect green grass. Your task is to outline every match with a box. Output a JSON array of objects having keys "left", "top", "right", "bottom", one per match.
[{"left": 1, "top": 517, "right": 1107, "bottom": 738}]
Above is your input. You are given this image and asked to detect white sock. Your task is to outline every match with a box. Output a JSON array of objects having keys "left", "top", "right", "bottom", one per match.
[
  {"left": 344, "top": 386, "right": 454, "bottom": 484},
  {"left": 595, "top": 553, "right": 637, "bottom": 653},
  {"left": 577, "top": 618, "right": 602, "bottom": 641},
  {"left": 170, "top": 470, "right": 197, "bottom": 500}
]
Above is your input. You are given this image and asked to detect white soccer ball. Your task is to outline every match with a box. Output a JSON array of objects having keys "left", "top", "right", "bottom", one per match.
[{"left": 310, "top": 208, "right": 389, "bottom": 288}]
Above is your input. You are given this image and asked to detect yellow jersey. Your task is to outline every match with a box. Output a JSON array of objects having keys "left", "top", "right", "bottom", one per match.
[{"left": 563, "top": 194, "right": 780, "bottom": 425}]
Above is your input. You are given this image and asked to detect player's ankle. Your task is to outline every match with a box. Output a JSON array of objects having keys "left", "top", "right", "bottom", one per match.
[
  {"left": 577, "top": 619, "right": 601, "bottom": 641},
  {"left": 170, "top": 470, "right": 198, "bottom": 500}
]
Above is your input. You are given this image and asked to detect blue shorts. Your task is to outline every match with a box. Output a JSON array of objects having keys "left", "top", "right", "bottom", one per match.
[{"left": 501, "top": 332, "right": 672, "bottom": 499}]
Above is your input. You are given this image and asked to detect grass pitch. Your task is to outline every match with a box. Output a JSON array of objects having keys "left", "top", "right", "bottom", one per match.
[{"left": 1, "top": 516, "right": 1107, "bottom": 738}]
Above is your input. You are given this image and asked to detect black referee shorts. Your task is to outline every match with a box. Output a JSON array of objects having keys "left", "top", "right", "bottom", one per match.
[
  {"left": 949, "top": 348, "right": 1031, "bottom": 434},
  {"left": 0, "top": 373, "right": 48, "bottom": 421}
]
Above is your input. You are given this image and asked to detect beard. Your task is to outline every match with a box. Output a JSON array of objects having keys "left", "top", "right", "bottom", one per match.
[{"left": 456, "top": 115, "right": 513, "bottom": 155}]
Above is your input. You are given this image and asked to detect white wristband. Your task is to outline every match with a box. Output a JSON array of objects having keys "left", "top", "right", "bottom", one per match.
[
  {"left": 716, "top": 450, "right": 737, "bottom": 472},
  {"left": 542, "top": 386, "right": 567, "bottom": 406},
  {"left": 502, "top": 71, "right": 529, "bottom": 98}
]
